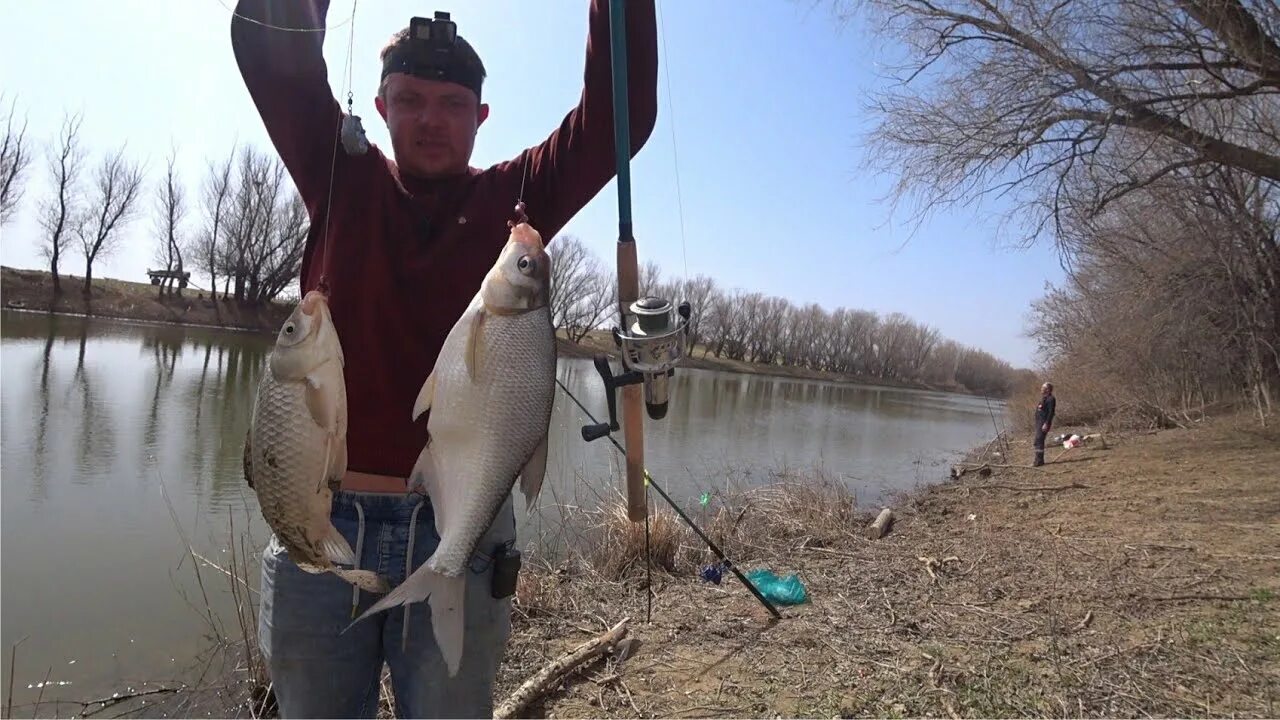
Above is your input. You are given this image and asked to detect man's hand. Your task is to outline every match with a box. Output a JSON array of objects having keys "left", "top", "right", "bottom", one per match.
[{"left": 1042, "top": 423, "right": 1049, "bottom": 432}]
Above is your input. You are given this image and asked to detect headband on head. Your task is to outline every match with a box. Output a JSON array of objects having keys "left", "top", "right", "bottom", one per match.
[{"left": 381, "top": 12, "right": 484, "bottom": 101}]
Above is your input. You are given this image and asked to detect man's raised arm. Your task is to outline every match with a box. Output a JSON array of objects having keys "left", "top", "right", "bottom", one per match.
[
  {"left": 230, "top": 0, "right": 344, "bottom": 209},
  {"left": 500, "top": 0, "right": 659, "bottom": 239}
]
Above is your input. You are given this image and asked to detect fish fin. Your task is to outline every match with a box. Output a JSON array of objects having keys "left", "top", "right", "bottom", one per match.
[
  {"left": 405, "top": 436, "right": 440, "bottom": 498},
  {"left": 464, "top": 307, "right": 486, "bottom": 382},
  {"left": 304, "top": 373, "right": 338, "bottom": 433},
  {"left": 319, "top": 523, "right": 356, "bottom": 566},
  {"left": 519, "top": 433, "right": 550, "bottom": 515},
  {"left": 331, "top": 568, "right": 390, "bottom": 594},
  {"left": 430, "top": 574, "right": 467, "bottom": 677},
  {"left": 412, "top": 370, "right": 436, "bottom": 421},
  {"left": 349, "top": 565, "right": 466, "bottom": 677}
]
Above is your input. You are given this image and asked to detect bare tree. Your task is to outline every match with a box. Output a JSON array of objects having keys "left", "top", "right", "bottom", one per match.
[
  {"left": 550, "top": 235, "right": 608, "bottom": 341},
  {"left": 193, "top": 148, "right": 236, "bottom": 301},
  {"left": 220, "top": 146, "right": 308, "bottom": 304},
  {"left": 76, "top": 144, "right": 145, "bottom": 297},
  {"left": 639, "top": 260, "right": 662, "bottom": 298},
  {"left": 845, "top": 0, "right": 1280, "bottom": 245},
  {"left": 0, "top": 93, "right": 33, "bottom": 228},
  {"left": 36, "top": 111, "right": 86, "bottom": 295},
  {"left": 677, "top": 274, "right": 717, "bottom": 350},
  {"left": 151, "top": 147, "right": 187, "bottom": 297}
]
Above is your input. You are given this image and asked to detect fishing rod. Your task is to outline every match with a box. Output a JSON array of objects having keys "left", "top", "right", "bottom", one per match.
[
  {"left": 558, "top": 377, "right": 783, "bottom": 621},
  {"left": 568, "top": 0, "right": 781, "bottom": 622}
]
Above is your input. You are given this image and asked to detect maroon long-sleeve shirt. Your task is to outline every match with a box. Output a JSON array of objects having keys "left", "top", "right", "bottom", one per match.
[{"left": 231, "top": 1, "right": 658, "bottom": 479}]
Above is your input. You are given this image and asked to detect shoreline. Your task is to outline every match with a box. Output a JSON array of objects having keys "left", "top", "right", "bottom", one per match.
[
  {"left": 484, "top": 414, "right": 1279, "bottom": 718},
  {"left": 7, "top": 414, "right": 1276, "bottom": 718},
  {"left": 2, "top": 265, "right": 998, "bottom": 399}
]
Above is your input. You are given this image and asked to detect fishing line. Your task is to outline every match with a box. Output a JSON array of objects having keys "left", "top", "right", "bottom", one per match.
[
  {"left": 656, "top": 0, "right": 689, "bottom": 279},
  {"left": 213, "top": 0, "right": 354, "bottom": 32},
  {"left": 217, "top": 0, "right": 358, "bottom": 296},
  {"left": 553, "top": 378, "right": 783, "bottom": 620},
  {"left": 315, "top": 0, "right": 359, "bottom": 295}
]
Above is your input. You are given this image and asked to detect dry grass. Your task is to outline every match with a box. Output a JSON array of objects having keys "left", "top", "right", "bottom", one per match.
[
  {"left": 496, "top": 413, "right": 1280, "bottom": 718},
  {"left": 52, "top": 414, "right": 1279, "bottom": 719}
]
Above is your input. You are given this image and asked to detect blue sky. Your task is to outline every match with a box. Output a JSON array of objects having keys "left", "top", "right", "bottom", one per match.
[{"left": 0, "top": 0, "right": 1062, "bottom": 367}]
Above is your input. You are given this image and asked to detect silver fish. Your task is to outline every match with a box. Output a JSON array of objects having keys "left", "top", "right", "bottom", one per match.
[
  {"left": 245, "top": 290, "right": 389, "bottom": 594},
  {"left": 351, "top": 222, "right": 557, "bottom": 675}
]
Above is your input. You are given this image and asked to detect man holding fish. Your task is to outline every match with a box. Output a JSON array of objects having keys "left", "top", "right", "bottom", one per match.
[{"left": 231, "top": 1, "right": 657, "bottom": 717}]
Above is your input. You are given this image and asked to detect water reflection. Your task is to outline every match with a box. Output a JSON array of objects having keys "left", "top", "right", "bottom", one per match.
[{"left": 1, "top": 309, "right": 1003, "bottom": 710}]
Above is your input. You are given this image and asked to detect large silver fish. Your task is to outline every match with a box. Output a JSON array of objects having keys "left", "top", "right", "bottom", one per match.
[
  {"left": 351, "top": 221, "right": 557, "bottom": 675},
  {"left": 244, "top": 290, "right": 389, "bottom": 594}
]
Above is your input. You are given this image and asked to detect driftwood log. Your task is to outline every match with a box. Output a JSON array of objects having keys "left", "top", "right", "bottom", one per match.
[
  {"left": 866, "top": 508, "right": 894, "bottom": 539},
  {"left": 494, "top": 617, "right": 631, "bottom": 719}
]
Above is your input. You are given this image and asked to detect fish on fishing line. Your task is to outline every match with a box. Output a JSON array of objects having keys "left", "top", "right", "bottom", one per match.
[
  {"left": 243, "top": 290, "right": 389, "bottom": 594},
  {"left": 348, "top": 220, "right": 558, "bottom": 676}
]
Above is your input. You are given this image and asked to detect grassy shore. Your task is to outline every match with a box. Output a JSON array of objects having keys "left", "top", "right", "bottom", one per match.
[
  {"left": 60, "top": 410, "right": 1276, "bottom": 719},
  {"left": 487, "top": 413, "right": 1279, "bottom": 718},
  {"left": 1, "top": 265, "right": 971, "bottom": 395}
]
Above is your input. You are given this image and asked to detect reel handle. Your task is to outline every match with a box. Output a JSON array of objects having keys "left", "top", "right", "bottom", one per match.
[{"left": 580, "top": 354, "right": 644, "bottom": 443}]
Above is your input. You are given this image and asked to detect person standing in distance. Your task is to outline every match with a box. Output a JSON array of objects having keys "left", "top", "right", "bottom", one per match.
[
  {"left": 230, "top": 2, "right": 658, "bottom": 717},
  {"left": 1033, "top": 382, "right": 1056, "bottom": 467}
]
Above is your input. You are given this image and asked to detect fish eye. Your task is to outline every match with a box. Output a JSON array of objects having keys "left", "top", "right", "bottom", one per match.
[
  {"left": 517, "top": 256, "right": 534, "bottom": 274},
  {"left": 284, "top": 323, "right": 296, "bottom": 335}
]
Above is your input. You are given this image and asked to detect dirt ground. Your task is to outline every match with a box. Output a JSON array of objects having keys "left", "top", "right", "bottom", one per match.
[
  {"left": 494, "top": 414, "right": 1280, "bottom": 718},
  {"left": 0, "top": 266, "right": 294, "bottom": 332}
]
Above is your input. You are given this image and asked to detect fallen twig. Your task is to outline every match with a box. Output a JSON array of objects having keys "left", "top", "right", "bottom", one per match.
[
  {"left": 799, "top": 546, "right": 860, "bottom": 560},
  {"left": 1073, "top": 610, "right": 1094, "bottom": 632},
  {"left": 494, "top": 617, "right": 630, "bottom": 719},
  {"left": 867, "top": 508, "right": 894, "bottom": 539},
  {"left": 1147, "top": 594, "right": 1252, "bottom": 602},
  {"left": 79, "top": 686, "right": 183, "bottom": 717},
  {"left": 972, "top": 482, "right": 1090, "bottom": 491}
]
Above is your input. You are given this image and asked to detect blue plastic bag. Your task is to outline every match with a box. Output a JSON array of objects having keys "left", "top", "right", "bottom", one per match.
[{"left": 744, "top": 568, "right": 809, "bottom": 605}]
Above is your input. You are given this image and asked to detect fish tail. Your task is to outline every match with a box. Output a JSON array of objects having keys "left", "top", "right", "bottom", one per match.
[
  {"left": 330, "top": 568, "right": 391, "bottom": 594},
  {"left": 347, "top": 565, "right": 466, "bottom": 676},
  {"left": 319, "top": 522, "right": 357, "bottom": 565}
]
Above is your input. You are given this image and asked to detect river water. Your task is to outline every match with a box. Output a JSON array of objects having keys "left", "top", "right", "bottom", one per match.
[{"left": 0, "top": 310, "right": 1003, "bottom": 713}]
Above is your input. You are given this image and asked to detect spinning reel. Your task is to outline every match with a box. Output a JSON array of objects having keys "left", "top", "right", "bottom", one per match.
[{"left": 581, "top": 295, "right": 692, "bottom": 442}]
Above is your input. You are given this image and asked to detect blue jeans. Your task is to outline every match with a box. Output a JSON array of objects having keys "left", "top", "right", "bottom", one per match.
[{"left": 258, "top": 490, "right": 516, "bottom": 718}]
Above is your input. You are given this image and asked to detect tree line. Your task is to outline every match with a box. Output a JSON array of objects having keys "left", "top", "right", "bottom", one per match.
[
  {"left": 2, "top": 99, "right": 1025, "bottom": 397},
  {"left": 549, "top": 236, "right": 1026, "bottom": 396},
  {"left": 847, "top": 0, "right": 1280, "bottom": 425},
  {"left": 0, "top": 100, "right": 306, "bottom": 304}
]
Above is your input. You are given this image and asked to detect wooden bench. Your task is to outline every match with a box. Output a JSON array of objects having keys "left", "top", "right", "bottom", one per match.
[{"left": 147, "top": 269, "right": 191, "bottom": 288}]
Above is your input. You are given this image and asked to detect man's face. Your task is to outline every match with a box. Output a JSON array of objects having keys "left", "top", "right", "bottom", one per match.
[{"left": 376, "top": 73, "right": 489, "bottom": 178}]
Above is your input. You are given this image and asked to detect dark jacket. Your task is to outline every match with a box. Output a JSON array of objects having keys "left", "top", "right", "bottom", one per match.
[
  {"left": 231, "top": 0, "right": 658, "bottom": 479},
  {"left": 1036, "top": 393, "right": 1056, "bottom": 429}
]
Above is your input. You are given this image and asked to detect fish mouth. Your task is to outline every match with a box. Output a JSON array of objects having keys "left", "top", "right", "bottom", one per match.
[
  {"left": 300, "top": 290, "right": 329, "bottom": 315},
  {"left": 509, "top": 223, "right": 544, "bottom": 250}
]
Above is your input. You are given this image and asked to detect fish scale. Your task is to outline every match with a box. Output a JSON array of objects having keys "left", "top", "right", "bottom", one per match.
[
  {"left": 424, "top": 308, "right": 556, "bottom": 575},
  {"left": 252, "top": 368, "right": 339, "bottom": 558},
  {"left": 350, "top": 222, "right": 558, "bottom": 677},
  {"left": 245, "top": 291, "right": 389, "bottom": 595}
]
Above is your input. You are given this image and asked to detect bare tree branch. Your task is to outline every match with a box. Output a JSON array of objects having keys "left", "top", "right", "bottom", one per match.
[
  {"left": 0, "top": 93, "right": 33, "bottom": 228},
  {"left": 76, "top": 144, "right": 146, "bottom": 297},
  {"left": 36, "top": 111, "right": 86, "bottom": 295}
]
